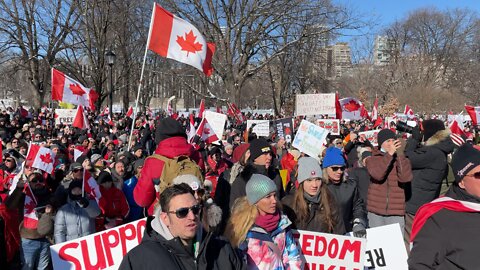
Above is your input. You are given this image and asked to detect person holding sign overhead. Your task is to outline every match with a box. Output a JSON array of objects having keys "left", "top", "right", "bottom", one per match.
[{"left": 282, "top": 157, "right": 345, "bottom": 235}]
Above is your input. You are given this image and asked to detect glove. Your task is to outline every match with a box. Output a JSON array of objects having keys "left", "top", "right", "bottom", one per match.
[
  {"left": 352, "top": 220, "right": 367, "bottom": 238},
  {"left": 77, "top": 197, "right": 90, "bottom": 208}
]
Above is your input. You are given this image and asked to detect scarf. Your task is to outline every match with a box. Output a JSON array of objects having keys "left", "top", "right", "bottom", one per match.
[
  {"left": 304, "top": 191, "right": 321, "bottom": 205},
  {"left": 255, "top": 210, "right": 280, "bottom": 233}
]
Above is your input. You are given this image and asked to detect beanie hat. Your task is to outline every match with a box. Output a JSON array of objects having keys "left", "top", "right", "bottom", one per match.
[
  {"left": 232, "top": 143, "right": 250, "bottom": 163},
  {"left": 451, "top": 144, "right": 480, "bottom": 183},
  {"left": 422, "top": 119, "right": 445, "bottom": 142},
  {"left": 245, "top": 174, "right": 277, "bottom": 204},
  {"left": 97, "top": 171, "right": 113, "bottom": 184},
  {"left": 297, "top": 157, "right": 322, "bottom": 184},
  {"left": 77, "top": 135, "right": 87, "bottom": 144},
  {"left": 155, "top": 117, "right": 187, "bottom": 144},
  {"left": 133, "top": 158, "right": 145, "bottom": 171},
  {"left": 377, "top": 129, "right": 396, "bottom": 148},
  {"left": 209, "top": 146, "right": 222, "bottom": 156},
  {"left": 69, "top": 162, "right": 83, "bottom": 172},
  {"left": 322, "top": 147, "right": 346, "bottom": 168},
  {"left": 249, "top": 138, "right": 271, "bottom": 162},
  {"left": 173, "top": 174, "right": 202, "bottom": 191},
  {"left": 90, "top": 154, "right": 102, "bottom": 164},
  {"left": 68, "top": 179, "right": 83, "bottom": 191},
  {"left": 76, "top": 155, "right": 88, "bottom": 165}
]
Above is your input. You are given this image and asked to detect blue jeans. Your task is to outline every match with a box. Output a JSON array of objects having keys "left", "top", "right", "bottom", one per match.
[{"left": 20, "top": 238, "right": 50, "bottom": 270}]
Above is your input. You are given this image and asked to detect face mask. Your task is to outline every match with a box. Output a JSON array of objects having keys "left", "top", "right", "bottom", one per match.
[{"left": 69, "top": 193, "right": 82, "bottom": 201}]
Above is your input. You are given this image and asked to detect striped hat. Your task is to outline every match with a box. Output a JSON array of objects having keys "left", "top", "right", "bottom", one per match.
[{"left": 246, "top": 174, "right": 277, "bottom": 204}]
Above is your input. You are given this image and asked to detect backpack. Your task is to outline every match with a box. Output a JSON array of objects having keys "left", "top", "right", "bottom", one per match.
[{"left": 149, "top": 154, "right": 203, "bottom": 193}]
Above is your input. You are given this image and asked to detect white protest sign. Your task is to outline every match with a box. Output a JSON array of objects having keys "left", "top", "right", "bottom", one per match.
[
  {"left": 246, "top": 120, "right": 270, "bottom": 137},
  {"left": 316, "top": 119, "right": 340, "bottom": 135},
  {"left": 292, "top": 120, "right": 329, "bottom": 159},
  {"left": 362, "top": 224, "right": 408, "bottom": 270},
  {"left": 204, "top": 111, "right": 227, "bottom": 140},
  {"left": 296, "top": 93, "right": 336, "bottom": 116},
  {"left": 55, "top": 109, "right": 77, "bottom": 125},
  {"left": 50, "top": 218, "right": 147, "bottom": 270},
  {"left": 294, "top": 230, "right": 366, "bottom": 270},
  {"left": 358, "top": 130, "right": 380, "bottom": 146}
]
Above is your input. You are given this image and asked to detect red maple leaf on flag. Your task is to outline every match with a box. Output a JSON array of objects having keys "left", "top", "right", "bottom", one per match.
[
  {"left": 176, "top": 30, "right": 203, "bottom": 56},
  {"left": 343, "top": 100, "right": 361, "bottom": 112},
  {"left": 69, "top": 83, "right": 86, "bottom": 97},
  {"left": 39, "top": 153, "right": 53, "bottom": 164},
  {"left": 203, "top": 127, "right": 211, "bottom": 135}
]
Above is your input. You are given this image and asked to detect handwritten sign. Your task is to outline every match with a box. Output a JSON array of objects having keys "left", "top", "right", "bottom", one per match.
[
  {"left": 316, "top": 119, "right": 340, "bottom": 135},
  {"left": 296, "top": 94, "right": 336, "bottom": 116},
  {"left": 55, "top": 109, "right": 77, "bottom": 125},
  {"left": 292, "top": 120, "right": 329, "bottom": 159},
  {"left": 358, "top": 130, "right": 380, "bottom": 146},
  {"left": 246, "top": 120, "right": 270, "bottom": 137}
]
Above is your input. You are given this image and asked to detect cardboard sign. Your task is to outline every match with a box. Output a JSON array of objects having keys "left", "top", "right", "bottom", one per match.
[
  {"left": 296, "top": 93, "right": 336, "bottom": 116},
  {"left": 316, "top": 119, "right": 340, "bottom": 135},
  {"left": 358, "top": 130, "right": 380, "bottom": 147},
  {"left": 362, "top": 224, "right": 408, "bottom": 270},
  {"left": 204, "top": 111, "right": 227, "bottom": 141},
  {"left": 246, "top": 120, "right": 270, "bottom": 137},
  {"left": 292, "top": 120, "right": 329, "bottom": 159},
  {"left": 275, "top": 118, "right": 294, "bottom": 143},
  {"left": 55, "top": 109, "right": 77, "bottom": 125},
  {"left": 294, "top": 230, "right": 366, "bottom": 270}
]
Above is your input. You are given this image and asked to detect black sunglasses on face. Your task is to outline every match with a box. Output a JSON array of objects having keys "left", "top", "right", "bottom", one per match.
[
  {"left": 73, "top": 168, "right": 83, "bottom": 172},
  {"left": 331, "top": 166, "right": 345, "bottom": 172},
  {"left": 5, "top": 159, "right": 13, "bottom": 162},
  {"left": 466, "top": 171, "right": 480, "bottom": 179},
  {"left": 167, "top": 204, "right": 202, "bottom": 219}
]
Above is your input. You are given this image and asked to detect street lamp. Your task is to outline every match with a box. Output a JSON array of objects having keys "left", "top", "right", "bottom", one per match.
[{"left": 105, "top": 50, "right": 116, "bottom": 119}]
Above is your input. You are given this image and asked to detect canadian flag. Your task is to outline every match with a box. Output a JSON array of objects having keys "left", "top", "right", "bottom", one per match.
[
  {"left": 339, "top": 97, "right": 363, "bottom": 120},
  {"left": 227, "top": 102, "right": 246, "bottom": 124},
  {"left": 100, "top": 106, "right": 110, "bottom": 117},
  {"left": 126, "top": 106, "right": 134, "bottom": 118},
  {"left": 23, "top": 184, "right": 38, "bottom": 229},
  {"left": 195, "top": 117, "right": 219, "bottom": 144},
  {"left": 372, "top": 97, "right": 379, "bottom": 121},
  {"left": 404, "top": 105, "right": 415, "bottom": 119},
  {"left": 26, "top": 144, "right": 56, "bottom": 174},
  {"left": 465, "top": 105, "right": 480, "bottom": 126},
  {"left": 197, "top": 99, "right": 205, "bottom": 118},
  {"left": 72, "top": 105, "right": 90, "bottom": 130},
  {"left": 187, "top": 114, "right": 196, "bottom": 142},
  {"left": 106, "top": 114, "right": 114, "bottom": 126},
  {"left": 51, "top": 68, "right": 99, "bottom": 110},
  {"left": 360, "top": 104, "right": 371, "bottom": 121},
  {"left": 83, "top": 170, "right": 101, "bottom": 202},
  {"left": 449, "top": 117, "right": 465, "bottom": 137},
  {"left": 147, "top": 3, "right": 215, "bottom": 76}
]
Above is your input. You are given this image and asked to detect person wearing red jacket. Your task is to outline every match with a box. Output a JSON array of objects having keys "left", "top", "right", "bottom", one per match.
[
  {"left": 133, "top": 118, "right": 195, "bottom": 215},
  {"left": 97, "top": 171, "right": 129, "bottom": 230}
]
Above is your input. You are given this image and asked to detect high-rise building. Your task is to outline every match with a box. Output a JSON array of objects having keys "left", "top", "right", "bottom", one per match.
[
  {"left": 374, "top": 35, "right": 395, "bottom": 65},
  {"left": 332, "top": 42, "right": 351, "bottom": 78}
]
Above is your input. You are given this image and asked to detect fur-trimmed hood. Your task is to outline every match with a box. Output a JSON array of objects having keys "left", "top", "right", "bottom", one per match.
[{"left": 425, "top": 129, "right": 455, "bottom": 154}]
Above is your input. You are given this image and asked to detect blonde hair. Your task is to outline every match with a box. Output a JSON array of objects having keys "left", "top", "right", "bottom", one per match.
[
  {"left": 322, "top": 167, "right": 347, "bottom": 184},
  {"left": 224, "top": 197, "right": 258, "bottom": 247}
]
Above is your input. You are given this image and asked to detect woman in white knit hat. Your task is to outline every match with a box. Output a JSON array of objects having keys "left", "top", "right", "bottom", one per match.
[{"left": 225, "top": 174, "right": 304, "bottom": 270}]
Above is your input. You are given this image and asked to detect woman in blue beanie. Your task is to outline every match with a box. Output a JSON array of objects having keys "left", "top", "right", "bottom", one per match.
[
  {"left": 322, "top": 147, "right": 367, "bottom": 237},
  {"left": 225, "top": 174, "right": 304, "bottom": 269}
]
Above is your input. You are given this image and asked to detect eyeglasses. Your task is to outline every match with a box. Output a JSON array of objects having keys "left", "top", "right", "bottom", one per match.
[
  {"left": 466, "top": 171, "right": 480, "bottom": 179},
  {"left": 330, "top": 166, "right": 345, "bottom": 172},
  {"left": 167, "top": 204, "right": 202, "bottom": 219}
]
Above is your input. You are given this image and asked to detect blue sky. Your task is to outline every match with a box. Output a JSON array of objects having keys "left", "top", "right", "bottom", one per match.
[{"left": 338, "top": 0, "right": 480, "bottom": 27}]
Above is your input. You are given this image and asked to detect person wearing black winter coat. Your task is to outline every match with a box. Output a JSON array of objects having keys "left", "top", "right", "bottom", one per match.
[{"left": 404, "top": 126, "right": 455, "bottom": 245}]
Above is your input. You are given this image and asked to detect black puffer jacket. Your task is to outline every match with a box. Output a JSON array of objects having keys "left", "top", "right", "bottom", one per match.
[
  {"left": 327, "top": 178, "right": 366, "bottom": 232},
  {"left": 119, "top": 214, "right": 243, "bottom": 270},
  {"left": 405, "top": 130, "right": 455, "bottom": 215},
  {"left": 408, "top": 184, "right": 480, "bottom": 270},
  {"left": 229, "top": 163, "right": 284, "bottom": 208}
]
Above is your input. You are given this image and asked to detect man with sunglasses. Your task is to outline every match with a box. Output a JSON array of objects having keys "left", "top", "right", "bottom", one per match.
[
  {"left": 409, "top": 144, "right": 480, "bottom": 269},
  {"left": 120, "top": 184, "right": 243, "bottom": 270}
]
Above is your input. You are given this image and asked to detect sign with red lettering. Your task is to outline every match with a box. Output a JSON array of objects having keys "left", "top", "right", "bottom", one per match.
[
  {"left": 358, "top": 130, "right": 380, "bottom": 146},
  {"left": 50, "top": 218, "right": 147, "bottom": 270},
  {"left": 316, "top": 119, "right": 340, "bottom": 135},
  {"left": 293, "top": 230, "right": 366, "bottom": 270}
]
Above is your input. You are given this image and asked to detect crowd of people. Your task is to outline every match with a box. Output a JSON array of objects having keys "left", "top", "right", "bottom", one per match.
[{"left": 0, "top": 105, "right": 479, "bottom": 270}]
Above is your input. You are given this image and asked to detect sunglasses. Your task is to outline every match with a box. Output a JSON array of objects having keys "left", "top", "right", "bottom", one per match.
[
  {"left": 167, "top": 204, "right": 202, "bottom": 219},
  {"left": 330, "top": 166, "right": 345, "bottom": 172},
  {"left": 73, "top": 168, "right": 83, "bottom": 172},
  {"left": 466, "top": 171, "right": 480, "bottom": 179},
  {"left": 5, "top": 158, "right": 13, "bottom": 162}
]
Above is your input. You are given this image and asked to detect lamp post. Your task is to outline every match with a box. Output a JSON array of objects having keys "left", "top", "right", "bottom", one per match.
[{"left": 105, "top": 50, "right": 116, "bottom": 119}]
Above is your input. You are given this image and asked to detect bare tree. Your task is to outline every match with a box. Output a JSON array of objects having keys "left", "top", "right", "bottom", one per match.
[{"left": 0, "top": 0, "right": 80, "bottom": 107}]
